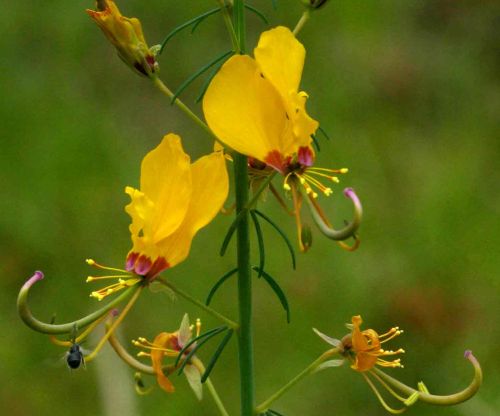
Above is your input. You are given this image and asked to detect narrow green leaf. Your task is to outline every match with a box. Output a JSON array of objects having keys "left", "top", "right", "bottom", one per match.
[
  {"left": 177, "top": 327, "right": 227, "bottom": 375},
  {"left": 245, "top": 4, "right": 269, "bottom": 24},
  {"left": 201, "top": 329, "right": 234, "bottom": 383},
  {"left": 174, "top": 326, "right": 227, "bottom": 367},
  {"left": 318, "top": 125, "right": 331, "bottom": 141},
  {"left": 171, "top": 51, "right": 233, "bottom": 104},
  {"left": 195, "top": 51, "right": 233, "bottom": 103},
  {"left": 250, "top": 211, "right": 265, "bottom": 278},
  {"left": 311, "top": 133, "right": 321, "bottom": 152},
  {"left": 268, "top": 410, "right": 285, "bottom": 416},
  {"left": 220, "top": 210, "right": 246, "bottom": 256},
  {"left": 206, "top": 268, "right": 238, "bottom": 306},
  {"left": 252, "top": 209, "right": 296, "bottom": 270},
  {"left": 252, "top": 267, "right": 291, "bottom": 323},
  {"left": 271, "top": 0, "right": 278, "bottom": 10},
  {"left": 160, "top": 8, "right": 221, "bottom": 54}
]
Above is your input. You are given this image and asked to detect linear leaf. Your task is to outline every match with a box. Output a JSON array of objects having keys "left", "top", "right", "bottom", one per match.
[
  {"left": 160, "top": 8, "right": 221, "bottom": 53},
  {"left": 250, "top": 210, "right": 265, "bottom": 278},
  {"left": 220, "top": 210, "right": 246, "bottom": 256},
  {"left": 268, "top": 410, "right": 285, "bottom": 416},
  {"left": 174, "top": 326, "right": 227, "bottom": 367},
  {"left": 196, "top": 56, "right": 231, "bottom": 103},
  {"left": 311, "top": 133, "right": 321, "bottom": 152},
  {"left": 171, "top": 51, "right": 233, "bottom": 104},
  {"left": 253, "top": 267, "right": 290, "bottom": 323},
  {"left": 206, "top": 268, "right": 238, "bottom": 306},
  {"left": 271, "top": 0, "right": 278, "bottom": 10},
  {"left": 201, "top": 329, "right": 234, "bottom": 383},
  {"left": 245, "top": 4, "right": 269, "bottom": 24},
  {"left": 177, "top": 327, "right": 227, "bottom": 375},
  {"left": 318, "top": 125, "right": 331, "bottom": 141},
  {"left": 252, "top": 209, "right": 296, "bottom": 270}
]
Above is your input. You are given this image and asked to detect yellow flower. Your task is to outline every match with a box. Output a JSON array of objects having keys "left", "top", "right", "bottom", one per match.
[
  {"left": 86, "top": 134, "right": 228, "bottom": 300},
  {"left": 203, "top": 26, "right": 349, "bottom": 251},
  {"left": 86, "top": 0, "right": 158, "bottom": 76},
  {"left": 204, "top": 26, "right": 317, "bottom": 172},
  {"left": 345, "top": 315, "right": 405, "bottom": 372},
  {"left": 125, "top": 133, "right": 229, "bottom": 279},
  {"left": 134, "top": 314, "right": 203, "bottom": 399}
]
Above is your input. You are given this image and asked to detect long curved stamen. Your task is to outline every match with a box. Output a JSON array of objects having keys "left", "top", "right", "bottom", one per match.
[
  {"left": 84, "top": 286, "right": 143, "bottom": 363},
  {"left": 48, "top": 312, "right": 110, "bottom": 347},
  {"left": 300, "top": 173, "right": 332, "bottom": 196},
  {"left": 306, "top": 187, "right": 362, "bottom": 241},
  {"left": 86, "top": 259, "right": 130, "bottom": 274},
  {"left": 369, "top": 370, "right": 410, "bottom": 403},
  {"left": 362, "top": 372, "right": 407, "bottom": 414}
]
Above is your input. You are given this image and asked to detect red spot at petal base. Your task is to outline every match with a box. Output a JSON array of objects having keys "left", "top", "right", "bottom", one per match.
[{"left": 264, "top": 150, "right": 289, "bottom": 174}]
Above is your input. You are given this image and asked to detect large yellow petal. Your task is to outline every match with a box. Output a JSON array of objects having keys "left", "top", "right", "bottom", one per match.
[
  {"left": 203, "top": 55, "right": 293, "bottom": 162},
  {"left": 156, "top": 151, "right": 229, "bottom": 267},
  {"left": 254, "top": 26, "right": 305, "bottom": 99},
  {"left": 139, "top": 134, "right": 192, "bottom": 242}
]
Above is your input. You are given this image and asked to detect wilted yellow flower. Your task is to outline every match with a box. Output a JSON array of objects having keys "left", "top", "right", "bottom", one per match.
[
  {"left": 86, "top": 0, "right": 158, "bottom": 76},
  {"left": 347, "top": 315, "right": 405, "bottom": 372},
  {"left": 134, "top": 314, "right": 203, "bottom": 399}
]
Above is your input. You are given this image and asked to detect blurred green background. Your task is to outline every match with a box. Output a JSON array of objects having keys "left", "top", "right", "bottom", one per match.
[{"left": 1, "top": 1, "right": 499, "bottom": 415}]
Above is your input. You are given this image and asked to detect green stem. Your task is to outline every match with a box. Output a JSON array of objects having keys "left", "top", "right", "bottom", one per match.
[
  {"left": 192, "top": 356, "right": 231, "bottom": 416},
  {"left": 151, "top": 76, "right": 218, "bottom": 141},
  {"left": 293, "top": 10, "right": 311, "bottom": 36},
  {"left": 156, "top": 277, "right": 239, "bottom": 330},
  {"left": 255, "top": 349, "right": 339, "bottom": 413},
  {"left": 216, "top": 0, "right": 240, "bottom": 52},
  {"left": 234, "top": 154, "right": 254, "bottom": 416},
  {"left": 231, "top": 2, "right": 254, "bottom": 415}
]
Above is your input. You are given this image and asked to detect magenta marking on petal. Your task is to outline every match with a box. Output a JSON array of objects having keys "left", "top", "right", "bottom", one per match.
[
  {"left": 126, "top": 252, "right": 138, "bottom": 271},
  {"left": 298, "top": 146, "right": 314, "bottom": 167},
  {"left": 135, "top": 255, "right": 153, "bottom": 276},
  {"left": 464, "top": 350, "right": 472, "bottom": 359},
  {"left": 146, "top": 257, "right": 170, "bottom": 281},
  {"left": 23, "top": 271, "right": 44, "bottom": 290}
]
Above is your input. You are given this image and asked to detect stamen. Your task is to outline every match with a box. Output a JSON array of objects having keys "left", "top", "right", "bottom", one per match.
[
  {"left": 84, "top": 286, "right": 143, "bottom": 363},
  {"left": 302, "top": 173, "right": 333, "bottom": 196},
  {"left": 369, "top": 370, "right": 409, "bottom": 403},
  {"left": 86, "top": 259, "right": 130, "bottom": 274},
  {"left": 362, "top": 372, "right": 407, "bottom": 414},
  {"left": 196, "top": 319, "right": 201, "bottom": 337}
]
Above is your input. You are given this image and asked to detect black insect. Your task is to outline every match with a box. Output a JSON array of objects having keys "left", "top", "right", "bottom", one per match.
[{"left": 66, "top": 343, "right": 85, "bottom": 370}]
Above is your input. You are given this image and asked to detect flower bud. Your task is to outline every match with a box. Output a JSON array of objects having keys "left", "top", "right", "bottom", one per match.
[
  {"left": 300, "top": 0, "right": 329, "bottom": 9},
  {"left": 86, "top": 0, "right": 159, "bottom": 77}
]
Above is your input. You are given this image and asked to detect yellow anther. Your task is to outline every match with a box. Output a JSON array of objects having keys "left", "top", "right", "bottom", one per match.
[
  {"left": 86, "top": 259, "right": 96, "bottom": 265},
  {"left": 283, "top": 183, "right": 291, "bottom": 191},
  {"left": 340, "top": 168, "right": 348, "bottom": 174},
  {"left": 332, "top": 177, "right": 340, "bottom": 183},
  {"left": 86, "top": 277, "right": 94, "bottom": 282}
]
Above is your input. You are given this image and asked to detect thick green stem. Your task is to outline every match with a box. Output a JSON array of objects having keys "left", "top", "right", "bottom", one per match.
[
  {"left": 234, "top": 153, "right": 255, "bottom": 416},
  {"left": 255, "top": 349, "right": 339, "bottom": 413},
  {"left": 231, "top": 2, "right": 254, "bottom": 415}
]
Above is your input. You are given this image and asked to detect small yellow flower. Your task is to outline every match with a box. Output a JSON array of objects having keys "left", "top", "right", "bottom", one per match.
[
  {"left": 86, "top": 0, "right": 158, "bottom": 76},
  {"left": 133, "top": 314, "right": 203, "bottom": 399},
  {"left": 86, "top": 134, "right": 228, "bottom": 300},
  {"left": 346, "top": 315, "right": 405, "bottom": 372}
]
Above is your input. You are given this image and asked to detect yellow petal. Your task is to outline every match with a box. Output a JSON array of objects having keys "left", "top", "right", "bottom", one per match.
[
  {"left": 140, "top": 133, "right": 192, "bottom": 242},
  {"left": 155, "top": 151, "right": 229, "bottom": 267},
  {"left": 203, "top": 55, "right": 295, "bottom": 162},
  {"left": 255, "top": 27, "right": 318, "bottom": 146},
  {"left": 254, "top": 26, "right": 305, "bottom": 100}
]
